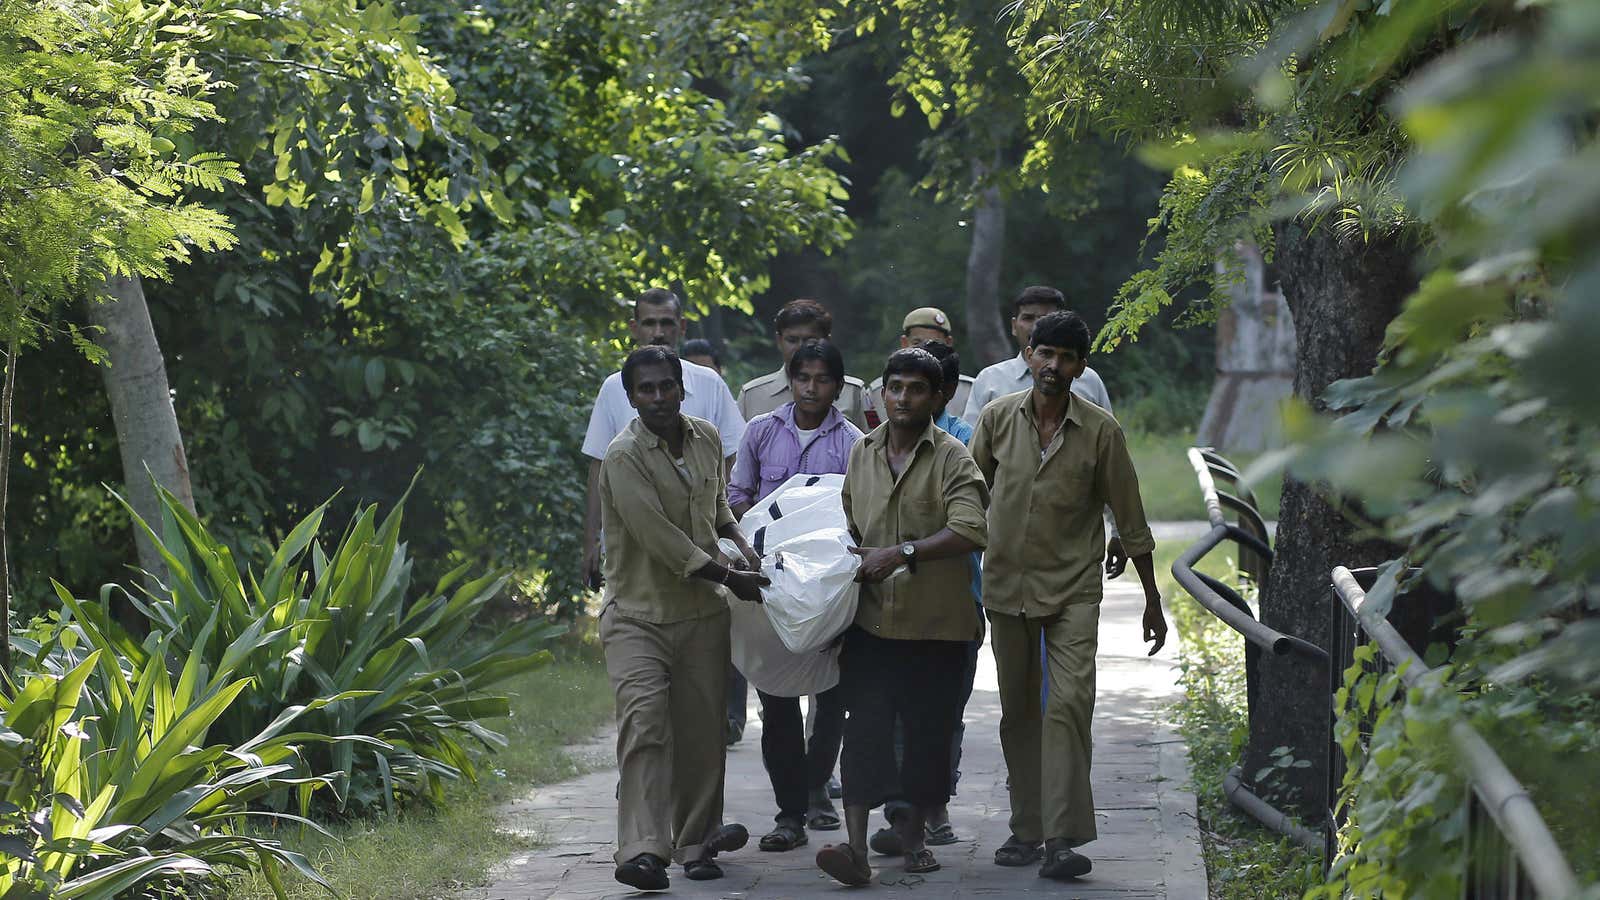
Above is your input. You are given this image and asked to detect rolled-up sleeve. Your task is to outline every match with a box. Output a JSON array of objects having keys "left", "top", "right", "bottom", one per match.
[
  {"left": 941, "top": 450, "right": 990, "bottom": 550},
  {"left": 605, "top": 452, "right": 712, "bottom": 578},
  {"left": 1096, "top": 425, "right": 1154, "bottom": 558}
]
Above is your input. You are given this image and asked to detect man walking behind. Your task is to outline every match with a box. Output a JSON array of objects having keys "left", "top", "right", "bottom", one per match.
[
  {"left": 969, "top": 311, "right": 1167, "bottom": 880},
  {"left": 597, "top": 346, "right": 767, "bottom": 891},
  {"left": 738, "top": 298, "right": 869, "bottom": 430},
  {"left": 582, "top": 288, "right": 745, "bottom": 591},
  {"left": 816, "top": 348, "right": 989, "bottom": 885},
  {"left": 728, "top": 341, "right": 862, "bottom": 850}
]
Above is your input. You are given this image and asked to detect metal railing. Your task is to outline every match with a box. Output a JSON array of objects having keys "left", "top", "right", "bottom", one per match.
[
  {"left": 1174, "top": 446, "right": 1327, "bottom": 850},
  {"left": 1329, "top": 566, "right": 1581, "bottom": 899}
]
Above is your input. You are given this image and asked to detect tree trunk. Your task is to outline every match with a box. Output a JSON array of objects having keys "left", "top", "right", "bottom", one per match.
[
  {"left": 0, "top": 333, "right": 18, "bottom": 685},
  {"left": 1247, "top": 222, "right": 1416, "bottom": 819},
  {"left": 87, "top": 275, "right": 196, "bottom": 584},
  {"left": 1196, "top": 242, "right": 1296, "bottom": 452},
  {"left": 964, "top": 155, "right": 1011, "bottom": 368}
]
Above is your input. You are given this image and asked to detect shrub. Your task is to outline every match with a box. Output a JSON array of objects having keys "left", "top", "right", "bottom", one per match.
[
  {"left": 70, "top": 483, "right": 565, "bottom": 815},
  {"left": 0, "top": 645, "right": 335, "bottom": 898}
]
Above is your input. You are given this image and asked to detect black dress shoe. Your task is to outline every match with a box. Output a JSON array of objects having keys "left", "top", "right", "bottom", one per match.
[
  {"left": 706, "top": 822, "right": 749, "bottom": 854},
  {"left": 614, "top": 853, "right": 670, "bottom": 890},
  {"left": 1039, "top": 840, "right": 1092, "bottom": 880}
]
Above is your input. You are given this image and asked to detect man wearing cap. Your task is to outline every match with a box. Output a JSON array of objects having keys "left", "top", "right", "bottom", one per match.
[
  {"left": 863, "top": 307, "right": 975, "bottom": 428},
  {"left": 739, "top": 299, "right": 870, "bottom": 431}
]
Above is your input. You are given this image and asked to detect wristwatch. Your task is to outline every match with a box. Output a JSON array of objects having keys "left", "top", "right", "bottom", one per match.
[{"left": 900, "top": 542, "right": 917, "bottom": 574}]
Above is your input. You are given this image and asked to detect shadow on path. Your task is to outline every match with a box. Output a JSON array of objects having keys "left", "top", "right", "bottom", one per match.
[{"left": 468, "top": 579, "right": 1206, "bottom": 899}]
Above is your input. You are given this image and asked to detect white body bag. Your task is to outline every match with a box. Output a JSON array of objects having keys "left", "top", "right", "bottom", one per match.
[{"left": 723, "top": 473, "right": 861, "bottom": 698}]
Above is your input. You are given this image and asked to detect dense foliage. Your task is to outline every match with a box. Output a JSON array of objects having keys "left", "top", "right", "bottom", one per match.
[
  {"left": 2, "top": 643, "right": 331, "bottom": 898},
  {"left": 1007, "top": 0, "right": 1600, "bottom": 890},
  {"left": 64, "top": 486, "right": 563, "bottom": 815}
]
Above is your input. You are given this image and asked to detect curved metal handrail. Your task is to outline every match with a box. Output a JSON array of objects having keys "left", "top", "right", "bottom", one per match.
[
  {"left": 1176, "top": 446, "right": 1328, "bottom": 854},
  {"left": 1177, "top": 448, "right": 1326, "bottom": 661},
  {"left": 1331, "top": 567, "right": 1581, "bottom": 899}
]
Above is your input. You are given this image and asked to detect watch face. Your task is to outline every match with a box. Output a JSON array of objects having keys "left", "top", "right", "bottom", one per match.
[{"left": 902, "top": 543, "right": 915, "bottom": 557}]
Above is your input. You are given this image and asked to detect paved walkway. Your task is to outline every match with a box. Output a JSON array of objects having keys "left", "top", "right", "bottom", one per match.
[{"left": 472, "top": 577, "right": 1205, "bottom": 899}]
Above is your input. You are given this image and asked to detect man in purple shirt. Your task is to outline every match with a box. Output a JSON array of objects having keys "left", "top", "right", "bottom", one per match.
[{"left": 728, "top": 341, "right": 864, "bottom": 852}]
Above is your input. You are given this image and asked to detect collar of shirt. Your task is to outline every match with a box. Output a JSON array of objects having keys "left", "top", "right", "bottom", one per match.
[
  {"left": 862, "top": 417, "right": 943, "bottom": 475},
  {"left": 1015, "top": 389, "right": 1086, "bottom": 466},
  {"left": 629, "top": 413, "right": 713, "bottom": 452},
  {"left": 1005, "top": 353, "right": 1031, "bottom": 384},
  {"left": 773, "top": 401, "right": 845, "bottom": 436},
  {"left": 935, "top": 410, "right": 973, "bottom": 444}
]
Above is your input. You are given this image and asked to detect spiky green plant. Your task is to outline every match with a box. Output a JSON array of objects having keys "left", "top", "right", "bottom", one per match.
[
  {"left": 58, "top": 483, "right": 563, "bottom": 814},
  {"left": 0, "top": 645, "right": 339, "bottom": 898}
]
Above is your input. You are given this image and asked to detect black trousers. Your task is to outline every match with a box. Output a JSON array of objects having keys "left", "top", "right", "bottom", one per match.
[
  {"left": 757, "top": 687, "right": 845, "bottom": 824},
  {"left": 838, "top": 627, "right": 968, "bottom": 810}
]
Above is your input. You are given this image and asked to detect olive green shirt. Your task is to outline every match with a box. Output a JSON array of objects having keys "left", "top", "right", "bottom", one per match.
[
  {"left": 599, "top": 415, "right": 736, "bottom": 624},
  {"left": 841, "top": 419, "right": 990, "bottom": 642},
  {"left": 738, "top": 368, "right": 870, "bottom": 431},
  {"left": 971, "top": 389, "right": 1156, "bottom": 618}
]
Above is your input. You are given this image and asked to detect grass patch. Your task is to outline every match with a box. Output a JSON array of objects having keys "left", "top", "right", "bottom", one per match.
[
  {"left": 1157, "top": 540, "right": 1323, "bottom": 899},
  {"left": 1127, "top": 430, "right": 1282, "bottom": 522},
  {"left": 226, "top": 649, "right": 614, "bottom": 900}
]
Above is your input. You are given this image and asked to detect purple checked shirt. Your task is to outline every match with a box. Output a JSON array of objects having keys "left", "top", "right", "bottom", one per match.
[{"left": 729, "top": 402, "right": 864, "bottom": 511}]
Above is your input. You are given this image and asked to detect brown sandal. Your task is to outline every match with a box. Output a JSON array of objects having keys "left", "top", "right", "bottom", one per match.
[
  {"left": 904, "top": 847, "right": 941, "bottom": 874},
  {"left": 816, "top": 843, "right": 873, "bottom": 886}
]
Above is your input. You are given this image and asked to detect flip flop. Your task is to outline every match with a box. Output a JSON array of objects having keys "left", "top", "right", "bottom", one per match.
[{"left": 816, "top": 843, "right": 873, "bottom": 886}]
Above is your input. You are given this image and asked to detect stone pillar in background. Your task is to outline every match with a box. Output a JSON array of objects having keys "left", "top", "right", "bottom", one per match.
[{"left": 1196, "top": 243, "right": 1296, "bottom": 453}]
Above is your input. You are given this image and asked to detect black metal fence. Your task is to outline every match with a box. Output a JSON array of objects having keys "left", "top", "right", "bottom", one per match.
[
  {"left": 1177, "top": 448, "right": 1583, "bottom": 897},
  {"left": 1329, "top": 567, "right": 1580, "bottom": 899},
  {"left": 1172, "top": 447, "right": 1326, "bottom": 850}
]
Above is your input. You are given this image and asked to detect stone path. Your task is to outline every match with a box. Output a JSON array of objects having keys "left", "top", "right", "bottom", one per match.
[{"left": 471, "top": 577, "right": 1205, "bottom": 899}]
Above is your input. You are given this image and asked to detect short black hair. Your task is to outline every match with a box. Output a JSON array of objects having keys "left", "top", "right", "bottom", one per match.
[
  {"left": 774, "top": 298, "right": 833, "bottom": 336},
  {"left": 786, "top": 339, "right": 845, "bottom": 383},
  {"left": 1029, "top": 310, "right": 1091, "bottom": 358},
  {"left": 621, "top": 346, "right": 683, "bottom": 395},
  {"left": 881, "top": 347, "right": 943, "bottom": 392},
  {"left": 634, "top": 287, "right": 683, "bottom": 319},
  {"left": 921, "top": 341, "right": 961, "bottom": 391},
  {"left": 681, "top": 338, "right": 720, "bottom": 368},
  {"left": 1014, "top": 285, "right": 1067, "bottom": 315}
]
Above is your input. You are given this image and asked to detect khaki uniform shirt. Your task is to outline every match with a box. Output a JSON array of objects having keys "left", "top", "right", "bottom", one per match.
[
  {"left": 739, "top": 368, "right": 869, "bottom": 431},
  {"left": 842, "top": 420, "right": 989, "bottom": 642},
  {"left": 971, "top": 390, "right": 1155, "bottom": 618},
  {"left": 599, "top": 415, "right": 736, "bottom": 624}
]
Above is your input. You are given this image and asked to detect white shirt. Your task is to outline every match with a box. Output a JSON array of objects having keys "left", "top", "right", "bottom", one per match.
[
  {"left": 961, "top": 354, "right": 1112, "bottom": 428},
  {"left": 581, "top": 358, "right": 745, "bottom": 460}
]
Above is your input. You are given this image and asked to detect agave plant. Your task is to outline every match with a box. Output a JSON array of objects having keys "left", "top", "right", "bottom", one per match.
[
  {"left": 77, "top": 483, "right": 563, "bottom": 814},
  {"left": 0, "top": 646, "right": 339, "bottom": 899}
]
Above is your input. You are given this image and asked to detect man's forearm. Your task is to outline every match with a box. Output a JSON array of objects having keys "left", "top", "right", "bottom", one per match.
[
  {"left": 910, "top": 527, "right": 981, "bottom": 562},
  {"left": 1130, "top": 552, "right": 1160, "bottom": 601},
  {"left": 584, "top": 459, "right": 602, "bottom": 549}
]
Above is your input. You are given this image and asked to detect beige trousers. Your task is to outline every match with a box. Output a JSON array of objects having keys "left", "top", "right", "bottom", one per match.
[
  {"left": 600, "top": 606, "right": 730, "bottom": 865},
  {"left": 989, "top": 603, "right": 1101, "bottom": 846}
]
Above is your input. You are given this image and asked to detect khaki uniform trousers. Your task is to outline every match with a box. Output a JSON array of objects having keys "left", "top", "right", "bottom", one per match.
[
  {"left": 600, "top": 605, "right": 730, "bottom": 865},
  {"left": 988, "top": 602, "right": 1100, "bottom": 846}
]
